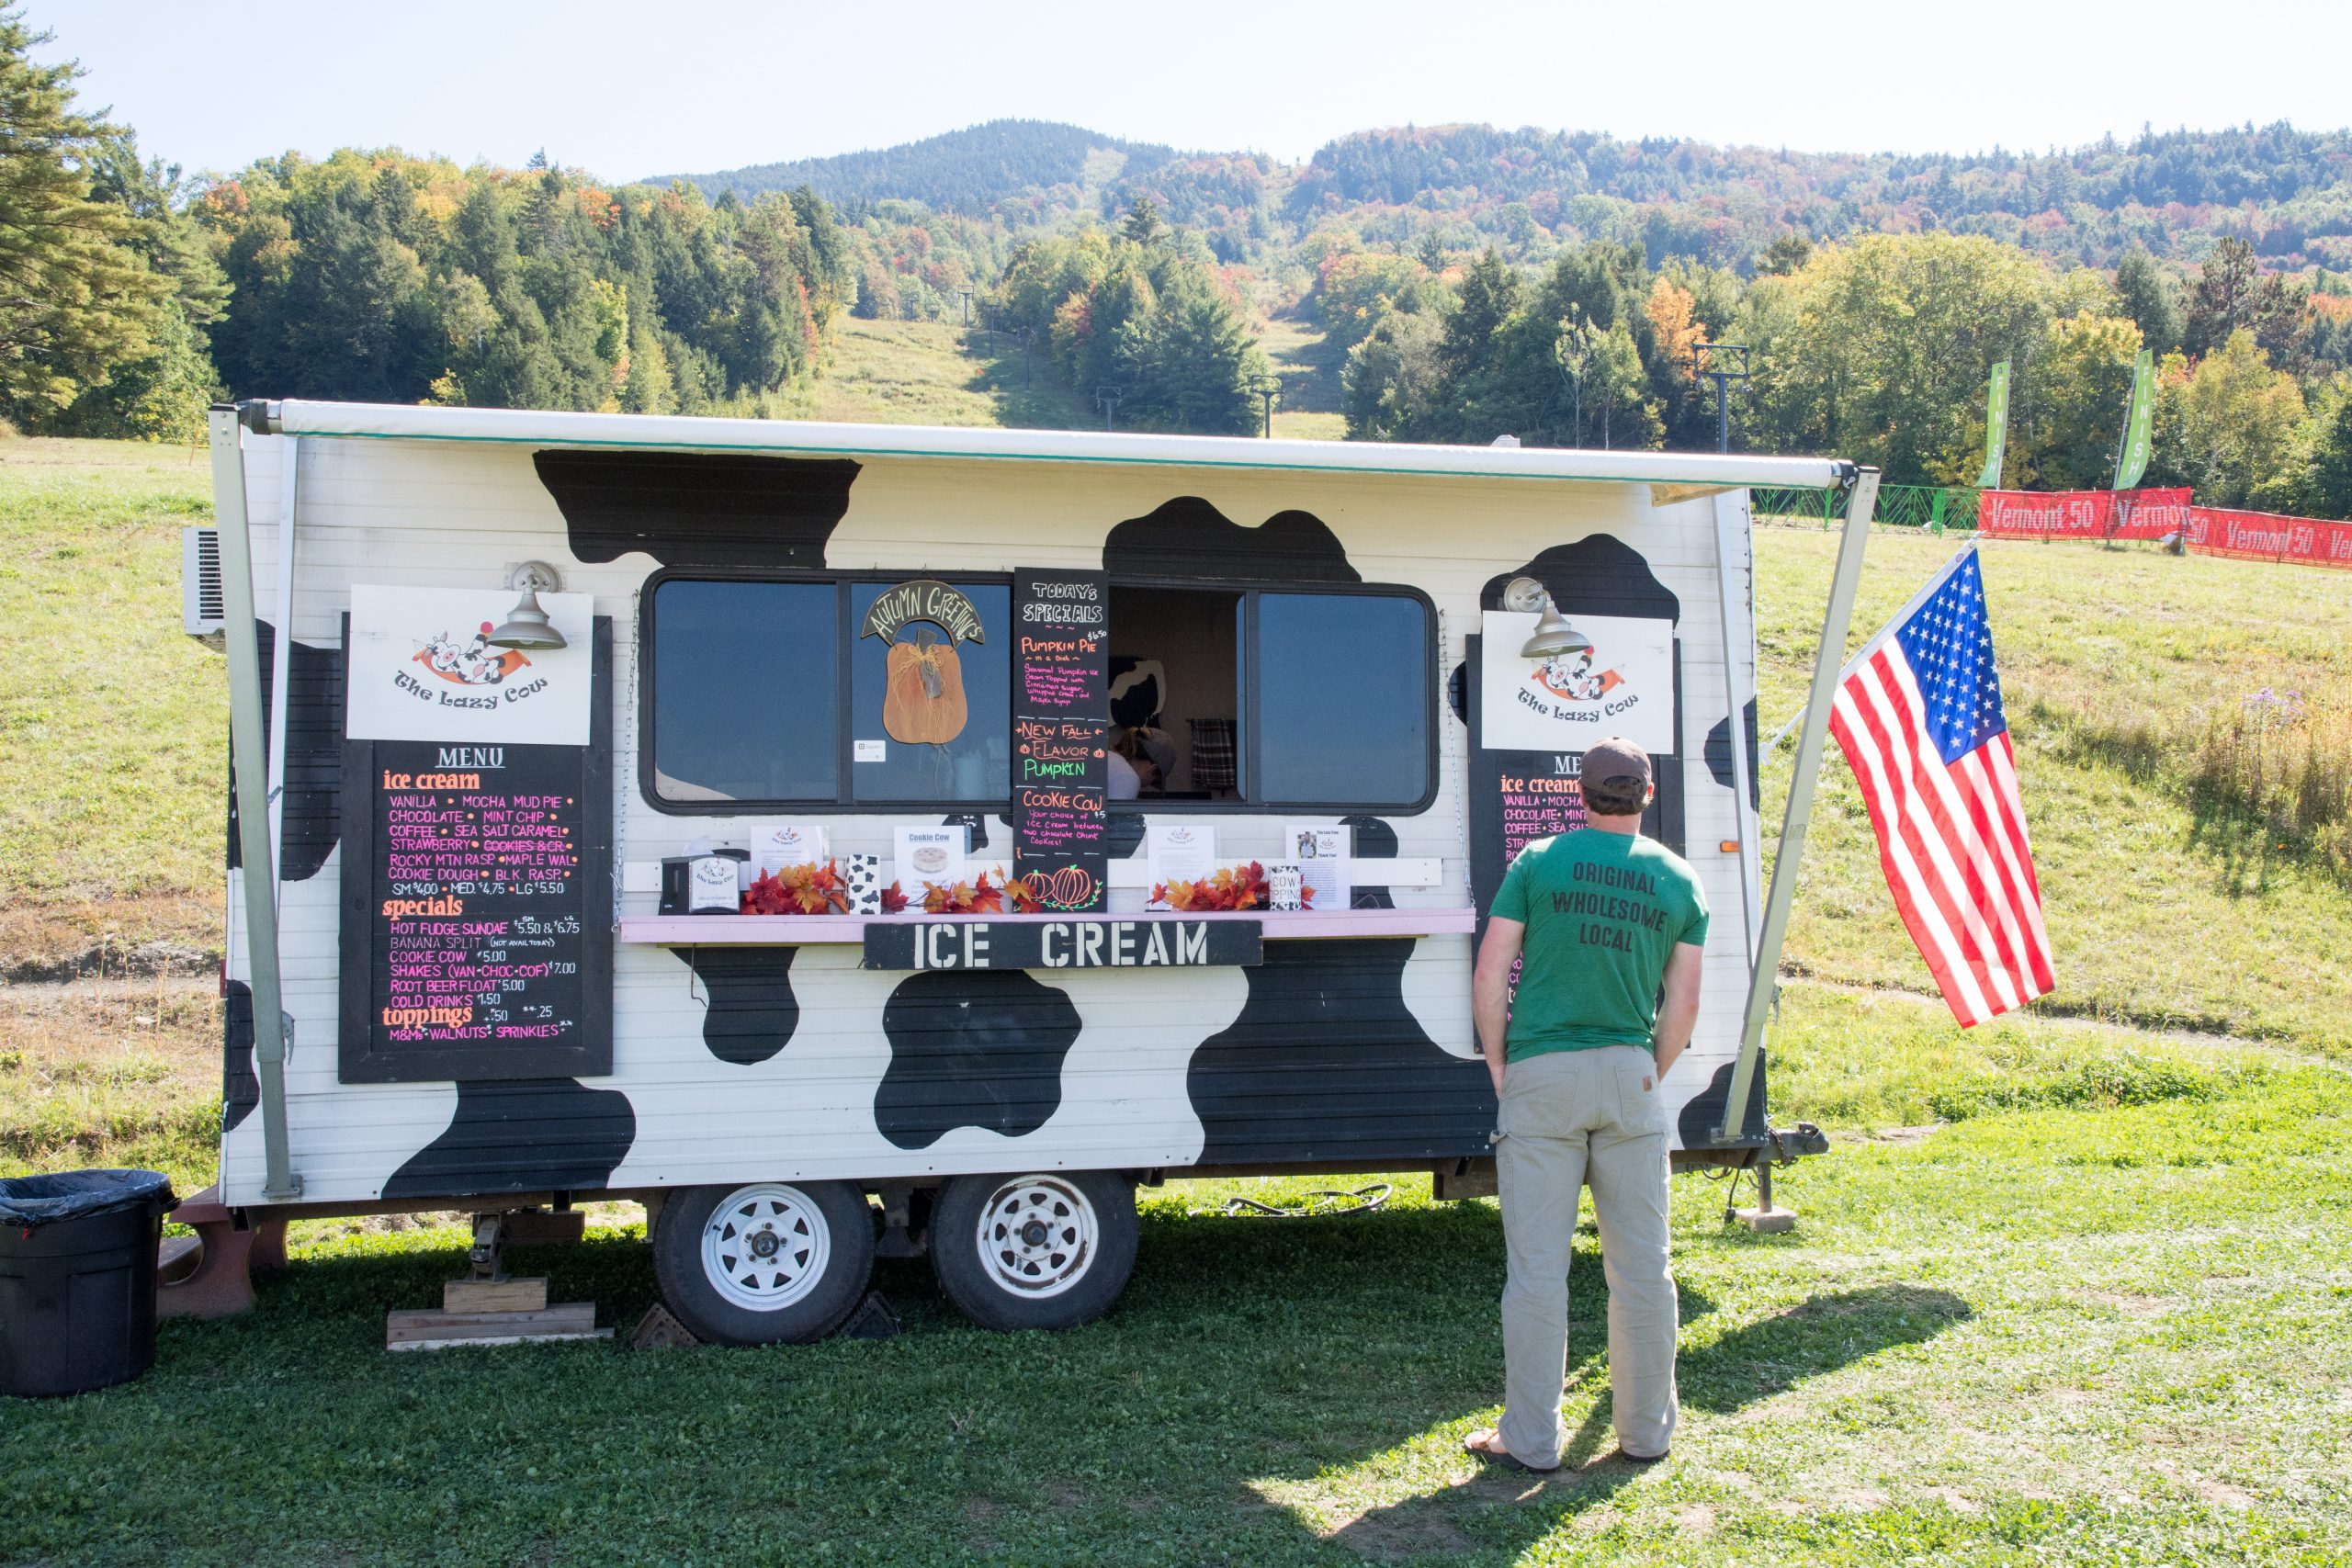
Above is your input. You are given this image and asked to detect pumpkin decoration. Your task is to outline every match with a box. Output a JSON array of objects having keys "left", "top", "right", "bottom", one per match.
[{"left": 882, "top": 628, "right": 967, "bottom": 745}]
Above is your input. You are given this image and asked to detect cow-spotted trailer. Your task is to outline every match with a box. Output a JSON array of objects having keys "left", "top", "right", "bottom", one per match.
[{"left": 195, "top": 400, "right": 1872, "bottom": 1345}]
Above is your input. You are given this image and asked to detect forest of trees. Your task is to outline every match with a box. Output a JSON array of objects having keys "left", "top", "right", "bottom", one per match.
[
  {"left": 10, "top": 2, "right": 2352, "bottom": 515},
  {"left": 1332, "top": 230, "right": 2352, "bottom": 513},
  {"left": 986, "top": 202, "right": 1270, "bottom": 435},
  {"left": 0, "top": 13, "right": 856, "bottom": 443}
]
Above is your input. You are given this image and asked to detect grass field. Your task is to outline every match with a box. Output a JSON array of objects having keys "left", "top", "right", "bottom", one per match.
[
  {"left": 1755, "top": 525, "right": 2351, "bottom": 1058},
  {"left": 4, "top": 416, "right": 2349, "bottom": 1563}
]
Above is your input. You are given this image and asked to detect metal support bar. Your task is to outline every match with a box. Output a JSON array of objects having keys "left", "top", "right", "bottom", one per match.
[
  {"left": 1718, "top": 468, "right": 1878, "bottom": 1142},
  {"left": 1712, "top": 491, "right": 1763, "bottom": 964},
  {"left": 209, "top": 407, "right": 300, "bottom": 1199}
]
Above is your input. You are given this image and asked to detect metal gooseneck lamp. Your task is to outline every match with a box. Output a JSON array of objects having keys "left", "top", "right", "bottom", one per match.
[
  {"left": 487, "top": 560, "right": 568, "bottom": 650},
  {"left": 1502, "top": 575, "right": 1589, "bottom": 660}
]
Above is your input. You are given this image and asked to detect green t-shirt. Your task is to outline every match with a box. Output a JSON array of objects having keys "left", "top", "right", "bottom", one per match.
[{"left": 1489, "top": 829, "right": 1710, "bottom": 1061}]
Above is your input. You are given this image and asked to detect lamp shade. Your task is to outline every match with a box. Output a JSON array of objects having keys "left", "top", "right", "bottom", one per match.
[
  {"left": 1518, "top": 602, "right": 1589, "bottom": 660},
  {"left": 485, "top": 561, "right": 567, "bottom": 649}
]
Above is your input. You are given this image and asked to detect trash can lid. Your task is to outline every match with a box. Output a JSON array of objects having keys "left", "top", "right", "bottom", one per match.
[{"left": 0, "top": 1168, "right": 177, "bottom": 1229}]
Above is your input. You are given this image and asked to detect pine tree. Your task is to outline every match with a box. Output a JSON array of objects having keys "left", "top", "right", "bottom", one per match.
[
  {"left": 0, "top": 11, "right": 170, "bottom": 423},
  {"left": 2113, "top": 247, "right": 2181, "bottom": 357}
]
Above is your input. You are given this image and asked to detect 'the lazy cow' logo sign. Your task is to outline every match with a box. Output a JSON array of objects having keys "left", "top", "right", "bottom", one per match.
[
  {"left": 347, "top": 585, "right": 594, "bottom": 746},
  {"left": 1478, "top": 611, "right": 1674, "bottom": 755}
]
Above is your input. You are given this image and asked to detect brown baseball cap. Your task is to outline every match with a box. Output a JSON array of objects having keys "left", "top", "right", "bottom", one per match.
[{"left": 1581, "top": 737, "right": 1653, "bottom": 814}]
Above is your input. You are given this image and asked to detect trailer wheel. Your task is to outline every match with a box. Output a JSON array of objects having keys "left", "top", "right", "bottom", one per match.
[
  {"left": 652, "top": 1180, "right": 875, "bottom": 1347},
  {"left": 930, "top": 1171, "right": 1137, "bottom": 1332}
]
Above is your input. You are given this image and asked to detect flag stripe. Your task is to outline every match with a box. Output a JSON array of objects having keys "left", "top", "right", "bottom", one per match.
[
  {"left": 1955, "top": 742, "right": 2054, "bottom": 989},
  {"left": 1875, "top": 656, "right": 2034, "bottom": 1000},
  {"left": 1830, "top": 688, "right": 1996, "bottom": 1023},
  {"left": 1842, "top": 663, "right": 2015, "bottom": 1018}
]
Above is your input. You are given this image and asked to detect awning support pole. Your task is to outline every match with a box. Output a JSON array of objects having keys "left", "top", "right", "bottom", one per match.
[
  {"left": 209, "top": 406, "right": 300, "bottom": 1200},
  {"left": 1718, "top": 468, "right": 1877, "bottom": 1143}
]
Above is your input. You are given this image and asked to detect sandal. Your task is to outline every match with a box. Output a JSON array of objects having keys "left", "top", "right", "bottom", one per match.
[{"left": 1464, "top": 1428, "right": 1559, "bottom": 1473}]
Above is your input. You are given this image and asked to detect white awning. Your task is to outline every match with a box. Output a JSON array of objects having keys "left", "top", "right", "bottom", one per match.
[{"left": 252, "top": 400, "right": 1855, "bottom": 491}]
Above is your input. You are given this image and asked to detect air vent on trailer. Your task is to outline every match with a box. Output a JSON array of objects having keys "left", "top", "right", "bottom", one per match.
[{"left": 181, "top": 525, "right": 223, "bottom": 635}]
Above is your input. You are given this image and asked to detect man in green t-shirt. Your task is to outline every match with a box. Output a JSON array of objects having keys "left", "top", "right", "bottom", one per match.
[{"left": 1463, "top": 737, "right": 1708, "bottom": 1472}]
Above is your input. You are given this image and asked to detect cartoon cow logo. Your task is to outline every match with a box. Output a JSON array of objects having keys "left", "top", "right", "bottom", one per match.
[
  {"left": 413, "top": 622, "right": 531, "bottom": 686},
  {"left": 1530, "top": 644, "right": 1624, "bottom": 704}
]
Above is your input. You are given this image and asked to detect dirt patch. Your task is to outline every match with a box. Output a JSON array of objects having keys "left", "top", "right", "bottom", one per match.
[
  {"left": 0, "top": 896, "right": 223, "bottom": 981},
  {"left": 2078, "top": 1290, "right": 2167, "bottom": 1315},
  {"left": 1674, "top": 1502, "right": 1716, "bottom": 1537},
  {"left": 1329, "top": 1505, "right": 1473, "bottom": 1562},
  {"left": 1871, "top": 1124, "right": 1944, "bottom": 1144}
]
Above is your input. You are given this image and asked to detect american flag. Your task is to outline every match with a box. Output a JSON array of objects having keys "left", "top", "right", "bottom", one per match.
[{"left": 1828, "top": 546, "right": 2053, "bottom": 1026}]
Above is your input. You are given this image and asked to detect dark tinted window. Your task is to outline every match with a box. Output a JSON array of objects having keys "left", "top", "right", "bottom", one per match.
[
  {"left": 650, "top": 580, "right": 838, "bottom": 804},
  {"left": 1255, "top": 592, "right": 1430, "bottom": 806},
  {"left": 849, "top": 581, "right": 1012, "bottom": 803}
]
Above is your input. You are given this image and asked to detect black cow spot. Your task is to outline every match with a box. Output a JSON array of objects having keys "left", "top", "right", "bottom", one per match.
[
  {"left": 675, "top": 948, "right": 800, "bottom": 1067},
  {"left": 1676, "top": 1055, "right": 1770, "bottom": 1149},
  {"left": 1704, "top": 699, "right": 1761, "bottom": 809},
  {"left": 940, "top": 812, "right": 998, "bottom": 855},
  {"left": 534, "top": 450, "right": 860, "bottom": 570},
  {"left": 1104, "top": 497, "right": 1359, "bottom": 583},
  {"left": 222, "top": 980, "right": 258, "bottom": 1134},
  {"left": 1340, "top": 814, "right": 1396, "bottom": 909},
  {"left": 1446, "top": 660, "right": 1468, "bottom": 726},
  {"left": 1105, "top": 814, "right": 1147, "bottom": 861},
  {"left": 383, "top": 1079, "right": 636, "bottom": 1199},
  {"left": 1188, "top": 940, "right": 1494, "bottom": 1165},
  {"left": 226, "top": 621, "right": 342, "bottom": 883},
  {"left": 875, "top": 971, "right": 1080, "bottom": 1151},
  {"left": 1481, "top": 533, "right": 1679, "bottom": 621}
]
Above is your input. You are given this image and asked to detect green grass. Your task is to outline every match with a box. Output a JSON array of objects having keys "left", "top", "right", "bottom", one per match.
[
  {"left": 1756, "top": 525, "right": 2352, "bottom": 1059},
  {"left": 0, "top": 437, "right": 222, "bottom": 968},
  {"left": 5, "top": 987, "right": 2347, "bottom": 1565},
  {"left": 771, "top": 319, "right": 1098, "bottom": 431}
]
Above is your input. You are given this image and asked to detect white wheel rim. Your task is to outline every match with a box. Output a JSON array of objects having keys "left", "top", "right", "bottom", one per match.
[
  {"left": 975, "top": 1177, "right": 1098, "bottom": 1300},
  {"left": 701, "top": 1183, "right": 832, "bottom": 1312}
]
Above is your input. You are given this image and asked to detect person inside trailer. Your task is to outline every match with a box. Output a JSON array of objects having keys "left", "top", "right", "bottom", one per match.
[{"left": 1106, "top": 727, "right": 1163, "bottom": 799}]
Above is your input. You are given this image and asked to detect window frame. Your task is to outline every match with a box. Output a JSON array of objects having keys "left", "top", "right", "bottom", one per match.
[
  {"left": 637, "top": 565, "right": 1016, "bottom": 817},
  {"left": 638, "top": 567, "right": 1440, "bottom": 818}
]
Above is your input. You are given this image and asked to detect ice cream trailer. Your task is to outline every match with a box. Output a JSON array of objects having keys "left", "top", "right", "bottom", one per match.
[{"left": 189, "top": 400, "right": 1871, "bottom": 1345}]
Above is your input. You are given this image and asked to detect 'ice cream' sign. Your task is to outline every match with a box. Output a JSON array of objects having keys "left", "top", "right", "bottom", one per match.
[{"left": 1476, "top": 611, "right": 1674, "bottom": 755}]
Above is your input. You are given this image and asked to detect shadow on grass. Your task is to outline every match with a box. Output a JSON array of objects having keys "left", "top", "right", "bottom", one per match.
[
  {"left": 1325, "top": 1283, "right": 1971, "bottom": 1563},
  {"left": 39, "top": 1202, "right": 1969, "bottom": 1564}
]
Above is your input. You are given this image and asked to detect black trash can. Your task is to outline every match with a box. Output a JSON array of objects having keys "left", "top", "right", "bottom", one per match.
[{"left": 0, "top": 1169, "right": 177, "bottom": 1397}]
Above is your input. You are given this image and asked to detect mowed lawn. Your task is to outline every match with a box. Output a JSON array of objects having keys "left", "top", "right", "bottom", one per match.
[
  {"left": 4, "top": 436, "right": 2350, "bottom": 1563},
  {"left": 5, "top": 986, "right": 2346, "bottom": 1565}
]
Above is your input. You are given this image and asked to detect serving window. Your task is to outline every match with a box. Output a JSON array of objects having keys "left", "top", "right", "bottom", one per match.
[{"left": 643, "top": 572, "right": 1433, "bottom": 814}]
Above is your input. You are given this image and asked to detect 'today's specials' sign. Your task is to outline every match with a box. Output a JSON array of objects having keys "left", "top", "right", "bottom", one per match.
[
  {"left": 346, "top": 584, "right": 594, "bottom": 747},
  {"left": 338, "top": 619, "right": 612, "bottom": 1084},
  {"left": 1011, "top": 569, "right": 1110, "bottom": 911}
]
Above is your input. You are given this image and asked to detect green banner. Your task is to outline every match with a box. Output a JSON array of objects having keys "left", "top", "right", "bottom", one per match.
[
  {"left": 2113, "top": 347, "right": 2155, "bottom": 490},
  {"left": 1975, "top": 360, "right": 2010, "bottom": 490}
]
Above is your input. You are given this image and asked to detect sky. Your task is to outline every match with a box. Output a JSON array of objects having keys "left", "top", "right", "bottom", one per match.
[{"left": 40, "top": 0, "right": 2352, "bottom": 181}]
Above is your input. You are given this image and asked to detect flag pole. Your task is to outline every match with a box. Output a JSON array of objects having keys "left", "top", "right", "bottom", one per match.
[{"left": 1718, "top": 466, "right": 1878, "bottom": 1143}]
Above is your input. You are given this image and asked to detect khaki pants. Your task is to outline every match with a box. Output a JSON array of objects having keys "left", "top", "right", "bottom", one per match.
[{"left": 1494, "top": 1044, "right": 1678, "bottom": 1465}]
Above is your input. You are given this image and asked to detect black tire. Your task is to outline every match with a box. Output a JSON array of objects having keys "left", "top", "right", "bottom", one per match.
[
  {"left": 930, "top": 1171, "right": 1138, "bottom": 1332},
  {"left": 652, "top": 1180, "right": 876, "bottom": 1346}
]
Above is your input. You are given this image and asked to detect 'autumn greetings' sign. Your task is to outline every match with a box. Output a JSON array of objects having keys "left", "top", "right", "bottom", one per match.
[{"left": 346, "top": 585, "right": 594, "bottom": 746}]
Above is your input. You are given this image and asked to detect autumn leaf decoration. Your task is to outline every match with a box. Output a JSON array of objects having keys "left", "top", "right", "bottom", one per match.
[
  {"left": 741, "top": 861, "right": 854, "bottom": 916},
  {"left": 922, "top": 871, "right": 1008, "bottom": 915},
  {"left": 878, "top": 882, "right": 910, "bottom": 914},
  {"left": 1149, "top": 862, "right": 1309, "bottom": 913}
]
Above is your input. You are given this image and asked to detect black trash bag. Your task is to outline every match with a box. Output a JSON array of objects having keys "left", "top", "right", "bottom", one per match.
[{"left": 0, "top": 1169, "right": 176, "bottom": 1230}]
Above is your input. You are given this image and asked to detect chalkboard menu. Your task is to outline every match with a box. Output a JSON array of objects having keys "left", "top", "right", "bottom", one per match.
[
  {"left": 1012, "top": 570, "right": 1109, "bottom": 911},
  {"left": 339, "top": 620, "right": 613, "bottom": 1083}
]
